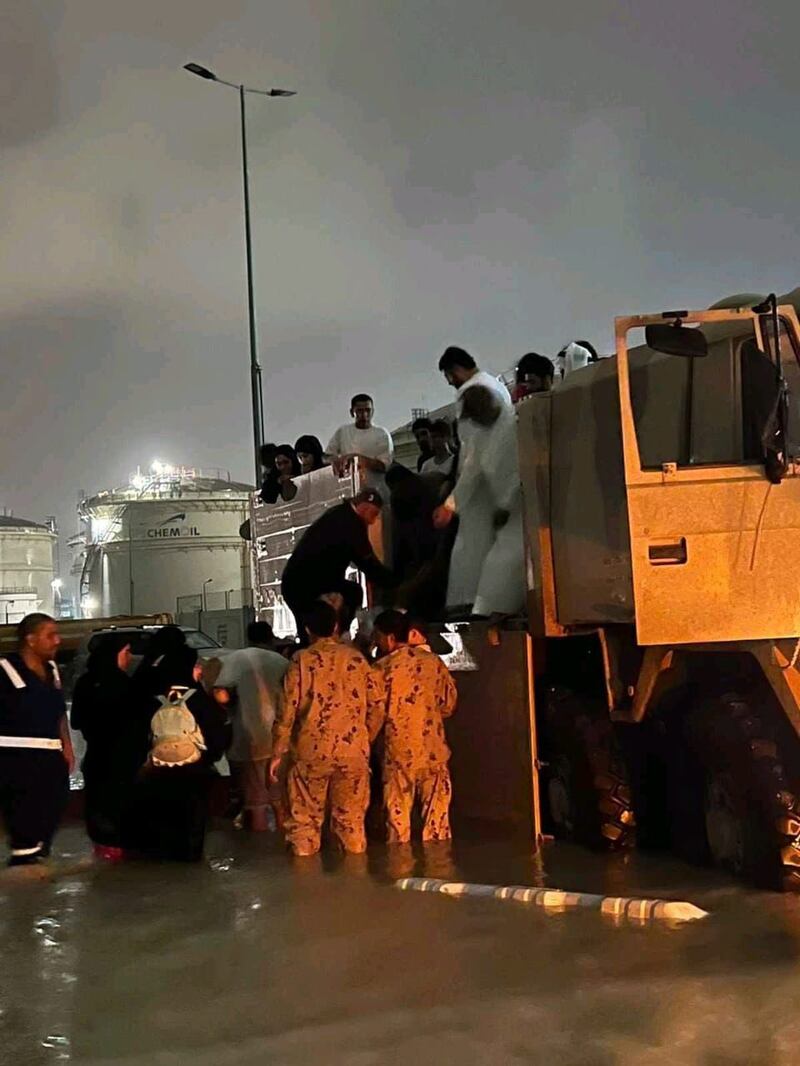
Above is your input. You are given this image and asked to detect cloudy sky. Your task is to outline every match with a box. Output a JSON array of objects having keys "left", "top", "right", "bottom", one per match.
[{"left": 1, "top": 0, "right": 798, "bottom": 544}]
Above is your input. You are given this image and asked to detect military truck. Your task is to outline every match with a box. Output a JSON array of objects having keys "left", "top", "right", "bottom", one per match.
[{"left": 520, "top": 288, "right": 800, "bottom": 890}]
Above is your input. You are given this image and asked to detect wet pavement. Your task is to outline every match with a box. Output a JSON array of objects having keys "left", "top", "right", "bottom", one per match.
[{"left": 3, "top": 824, "right": 800, "bottom": 1065}]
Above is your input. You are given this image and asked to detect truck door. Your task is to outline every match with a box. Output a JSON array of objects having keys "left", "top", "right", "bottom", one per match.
[{"left": 615, "top": 307, "right": 800, "bottom": 646}]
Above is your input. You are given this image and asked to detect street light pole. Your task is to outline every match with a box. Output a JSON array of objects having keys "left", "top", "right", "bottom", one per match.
[
  {"left": 239, "top": 84, "right": 264, "bottom": 485},
  {"left": 184, "top": 63, "right": 296, "bottom": 486}
]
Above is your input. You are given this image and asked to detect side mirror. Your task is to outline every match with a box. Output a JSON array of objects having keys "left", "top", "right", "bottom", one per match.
[{"left": 645, "top": 323, "right": 708, "bottom": 359}]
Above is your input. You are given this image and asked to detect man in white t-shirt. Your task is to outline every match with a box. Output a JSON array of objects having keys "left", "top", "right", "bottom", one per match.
[
  {"left": 420, "top": 418, "right": 457, "bottom": 480},
  {"left": 326, "top": 393, "right": 394, "bottom": 492},
  {"left": 212, "top": 621, "right": 289, "bottom": 832}
]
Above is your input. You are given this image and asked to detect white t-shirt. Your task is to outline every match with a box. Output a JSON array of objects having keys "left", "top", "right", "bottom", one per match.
[
  {"left": 326, "top": 423, "right": 394, "bottom": 492},
  {"left": 214, "top": 647, "right": 289, "bottom": 762},
  {"left": 421, "top": 453, "right": 456, "bottom": 477}
]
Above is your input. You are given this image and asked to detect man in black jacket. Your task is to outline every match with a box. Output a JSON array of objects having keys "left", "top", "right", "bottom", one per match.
[{"left": 281, "top": 489, "right": 396, "bottom": 641}]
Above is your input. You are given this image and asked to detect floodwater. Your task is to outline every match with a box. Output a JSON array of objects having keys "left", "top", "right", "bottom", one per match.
[{"left": 3, "top": 825, "right": 800, "bottom": 1065}]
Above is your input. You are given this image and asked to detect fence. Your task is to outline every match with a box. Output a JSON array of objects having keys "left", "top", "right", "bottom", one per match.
[{"left": 249, "top": 465, "right": 370, "bottom": 638}]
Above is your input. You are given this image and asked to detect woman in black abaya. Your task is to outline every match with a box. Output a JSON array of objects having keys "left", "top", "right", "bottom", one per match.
[{"left": 70, "top": 634, "right": 149, "bottom": 860}]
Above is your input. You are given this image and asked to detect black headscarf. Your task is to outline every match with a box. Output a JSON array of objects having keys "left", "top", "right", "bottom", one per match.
[
  {"left": 294, "top": 435, "right": 325, "bottom": 472},
  {"left": 274, "top": 444, "right": 301, "bottom": 477},
  {"left": 141, "top": 625, "right": 186, "bottom": 667},
  {"left": 159, "top": 646, "right": 199, "bottom": 693},
  {"left": 86, "top": 633, "right": 132, "bottom": 681}
]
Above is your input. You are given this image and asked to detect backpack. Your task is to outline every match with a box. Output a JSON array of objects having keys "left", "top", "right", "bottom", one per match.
[{"left": 149, "top": 686, "right": 207, "bottom": 768}]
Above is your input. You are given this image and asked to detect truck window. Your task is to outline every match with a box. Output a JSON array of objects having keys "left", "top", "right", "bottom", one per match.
[{"left": 629, "top": 323, "right": 765, "bottom": 470}]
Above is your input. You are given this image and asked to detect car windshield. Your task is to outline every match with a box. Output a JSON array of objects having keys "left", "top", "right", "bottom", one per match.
[
  {"left": 184, "top": 630, "right": 221, "bottom": 650},
  {"left": 87, "top": 631, "right": 149, "bottom": 655},
  {"left": 87, "top": 628, "right": 220, "bottom": 656}
]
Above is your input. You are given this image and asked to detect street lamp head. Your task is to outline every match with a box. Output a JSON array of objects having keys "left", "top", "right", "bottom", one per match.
[
  {"left": 184, "top": 62, "right": 217, "bottom": 81},
  {"left": 267, "top": 89, "right": 296, "bottom": 97}
]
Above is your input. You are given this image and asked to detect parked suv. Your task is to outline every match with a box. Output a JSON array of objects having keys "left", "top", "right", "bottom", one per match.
[{"left": 66, "top": 624, "right": 231, "bottom": 697}]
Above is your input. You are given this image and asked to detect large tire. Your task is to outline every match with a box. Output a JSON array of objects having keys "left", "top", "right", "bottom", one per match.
[
  {"left": 542, "top": 688, "right": 635, "bottom": 850},
  {"left": 686, "top": 691, "right": 800, "bottom": 891}
]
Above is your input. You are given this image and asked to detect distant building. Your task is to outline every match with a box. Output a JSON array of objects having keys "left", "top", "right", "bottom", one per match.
[
  {"left": 0, "top": 514, "right": 58, "bottom": 623},
  {"left": 70, "top": 463, "right": 253, "bottom": 618}
]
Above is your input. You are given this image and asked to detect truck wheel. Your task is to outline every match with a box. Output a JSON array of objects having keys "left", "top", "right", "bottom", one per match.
[
  {"left": 687, "top": 692, "right": 800, "bottom": 891},
  {"left": 543, "top": 689, "right": 635, "bottom": 850}
]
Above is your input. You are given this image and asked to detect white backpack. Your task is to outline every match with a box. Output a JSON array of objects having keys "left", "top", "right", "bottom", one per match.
[{"left": 149, "top": 686, "right": 207, "bottom": 768}]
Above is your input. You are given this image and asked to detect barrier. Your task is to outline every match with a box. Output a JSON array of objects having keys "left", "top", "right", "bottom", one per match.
[{"left": 395, "top": 877, "right": 709, "bottom": 924}]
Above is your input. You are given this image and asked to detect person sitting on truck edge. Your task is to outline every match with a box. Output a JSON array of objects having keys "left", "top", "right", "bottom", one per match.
[
  {"left": 0, "top": 614, "right": 74, "bottom": 869},
  {"left": 280, "top": 488, "right": 397, "bottom": 644},
  {"left": 326, "top": 394, "right": 394, "bottom": 491},
  {"left": 270, "top": 444, "right": 301, "bottom": 504},
  {"left": 259, "top": 442, "right": 282, "bottom": 504},
  {"left": 412, "top": 416, "right": 434, "bottom": 472},
  {"left": 512, "top": 352, "right": 555, "bottom": 403},
  {"left": 371, "top": 610, "right": 457, "bottom": 844},
  {"left": 269, "top": 601, "right": 383, "bottom": 857},
  {"left": 294, "top": 435, "right": 326, "bottom": 475}
]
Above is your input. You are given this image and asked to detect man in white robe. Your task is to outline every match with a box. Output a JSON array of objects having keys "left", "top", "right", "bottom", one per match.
[
  {"left": 434, "top": 385, "right": 525, "bottom": 618},
  {"left": 436, "top": 348, "right": 514, "bottom": 614}
]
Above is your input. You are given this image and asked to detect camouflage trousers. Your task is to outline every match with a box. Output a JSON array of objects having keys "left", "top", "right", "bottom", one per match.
[
  {"left": 383, "top": 764, "right": 452, "bottom": 845},
  {"left": 285, "top": 762, "right": 369, "bottom": 857}
]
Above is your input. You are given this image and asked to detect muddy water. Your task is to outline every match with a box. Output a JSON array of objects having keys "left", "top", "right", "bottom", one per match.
[{"left": 3, "top": 827, "right": 800, "bottom": 1065}]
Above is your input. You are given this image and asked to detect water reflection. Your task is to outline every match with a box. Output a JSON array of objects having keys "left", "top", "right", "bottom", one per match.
[{"left": 4, "top": 827, "right": 800, "bottom": 1062}]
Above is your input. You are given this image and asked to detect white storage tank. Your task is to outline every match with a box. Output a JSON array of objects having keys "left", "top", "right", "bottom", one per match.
[
  {"left": 0, "top": 515, "right": 57, "bottom": 623},
  {"left": 75, "top": 465, "right": 253, "bottom": 617}
]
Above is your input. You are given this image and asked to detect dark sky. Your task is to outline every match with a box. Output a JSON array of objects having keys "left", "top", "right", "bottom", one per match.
[{"left": 1, "top": 0, "right": 799, "bottom": 541}]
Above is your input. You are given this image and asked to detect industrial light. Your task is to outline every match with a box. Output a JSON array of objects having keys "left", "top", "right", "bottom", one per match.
[
  {"left": 92, "top": 516, "right": 115, "bottom": 540},
  {"left": 131, "top": 473, "right": 147, "bottom": 491},
  {"left": 83, "top": 597, "right": 98, "bottom": 611}
]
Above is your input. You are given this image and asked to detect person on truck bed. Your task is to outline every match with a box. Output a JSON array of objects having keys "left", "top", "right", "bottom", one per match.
[
  {"left": 437, "top": 347, "right": 512, "bottom": 613},
  {"left": 434, "top": 385, "right": 526, "bottom": 620},
  {"left": 420, "top": 419, "right": 456, "bottom": 480},
  {"left": 412, "top": 416, "right": 434, "bottom": 472},
  {"left": 512, "top": 352, "right": 554, "bottom": 403},
  {"left": 280, "top": 488, "right": 396, "bottom": 643},
  {"left": 0, "top": 614, "right": 74, "bottom": 869},
  {"left": 270, "top": 445, "right": 302, "bottom": 503},
  {"left": 294, "top": 435, "right": 326, "bottom": 475},
  {"left": 326, "top": 393, "right": 394, "bottom": 492}
]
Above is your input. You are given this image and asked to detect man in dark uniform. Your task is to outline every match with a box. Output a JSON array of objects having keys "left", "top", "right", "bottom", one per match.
[
  {"left": 281, "top": 488, "right": 396, "bottom": 641},
  {"left": 0, "top": 613, "right": 74, "bottom": 867}
]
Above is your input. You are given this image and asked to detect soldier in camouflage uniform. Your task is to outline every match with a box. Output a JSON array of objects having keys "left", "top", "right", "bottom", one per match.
[
  {"left": 270, "top": 601, "right": 383, "bottom": 856},
  {"left": 371, "top": 611, "right": 458, "bottom": 844}
]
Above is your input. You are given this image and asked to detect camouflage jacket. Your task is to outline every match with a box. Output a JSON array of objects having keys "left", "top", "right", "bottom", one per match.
[
  {"left": 273, "top": 638, "right": 383, "bottom": 769},
  {"left": 371, "top": 645, "right": 457, "bottom": 771}
]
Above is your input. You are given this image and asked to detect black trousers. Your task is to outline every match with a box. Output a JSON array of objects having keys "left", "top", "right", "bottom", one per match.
[
  {"left": 0, "top": 750, "right": 69, "bottom": 864},
  {"left": 127, "top": 764, "right": 213, "bottom": 862},
  {"left": 283, "top": 578, "right": 363, "bottom": 644}
]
